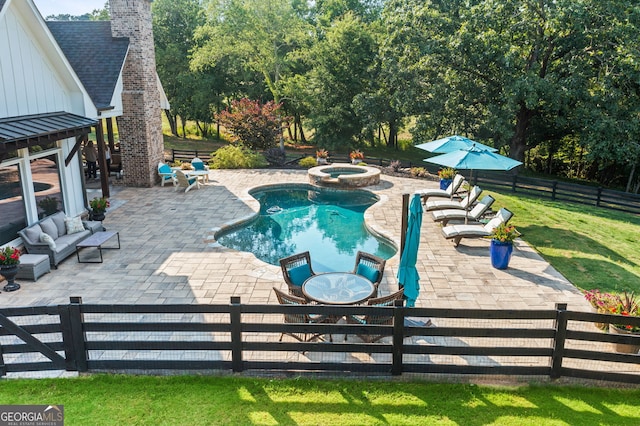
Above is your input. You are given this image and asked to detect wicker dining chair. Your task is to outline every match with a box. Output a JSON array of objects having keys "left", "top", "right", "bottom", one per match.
[
  {"left": 273, "top": 287, "right": 329, "bottom": 343},
  {"left": 279, "top": 251, "right": 316, "bottom": 298},
  {"left": 345, "top": 289, "right": 405, "bottom": 343},
  {"left": 352, "top": 251, "right": 386, "bottom": 298}
]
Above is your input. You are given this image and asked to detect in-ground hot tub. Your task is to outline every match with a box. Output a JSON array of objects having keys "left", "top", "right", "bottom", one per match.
[{"left": 308, "top": 163, "right": 381, "bottom": 188}]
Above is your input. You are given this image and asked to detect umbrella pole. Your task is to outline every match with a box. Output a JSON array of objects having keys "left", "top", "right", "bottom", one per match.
[{"left": 400, "top": 193, "right": 409, "bottom": 255}]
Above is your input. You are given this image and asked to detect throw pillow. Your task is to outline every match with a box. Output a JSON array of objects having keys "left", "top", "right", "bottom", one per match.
[
  {"left": 65, "top": 216, "right": 85, "bottom": 235},
  {"left": 23, "top": 224, "right": 43, "bottom": 243},
  {"left": 39, "top": 218, "right": 59, "bottom": 240},
  {"left": 287, "top": 264, "right": 312, "bottom": 287},
  {"left": 51, "top": 213, "right": 67, "bottom": 236},
  {"left": 40, "top": 232, "right": 57, "bottom": 250},
  {"left": 356, "top": 263, "right": 380, "bottom": 283}
]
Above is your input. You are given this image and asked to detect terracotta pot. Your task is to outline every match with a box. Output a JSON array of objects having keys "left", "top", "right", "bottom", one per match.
[{"left": 609, "top": 324, "right": 640, "bottom": 354}]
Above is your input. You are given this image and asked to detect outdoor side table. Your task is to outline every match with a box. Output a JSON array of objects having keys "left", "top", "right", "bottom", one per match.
[
  {"left": 76, "top": 231, "right": 120, "bottom": 263},
  {"left": 16, "top": 254, "right": 51, "bottom": 281}
]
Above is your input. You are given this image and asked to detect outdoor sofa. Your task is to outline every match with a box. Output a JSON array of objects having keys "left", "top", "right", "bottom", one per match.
[{"left": 18, "top": 211, "right": 102, "bottom": 268}]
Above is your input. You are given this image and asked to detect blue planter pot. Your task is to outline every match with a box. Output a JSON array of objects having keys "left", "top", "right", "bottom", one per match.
[
  {"left": 439, "top": 178, "right": 452, "bottom": 190},
  {"left": 490, "top": 240, "right": 513, "bottom": 269}
]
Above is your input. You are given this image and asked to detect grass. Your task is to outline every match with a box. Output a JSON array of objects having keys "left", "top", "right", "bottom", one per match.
[
  {"left": 1, "top": 375, "right": 639, "bottom": 425},
  {"left": 489, "top": 192, "right": 640, "bottom": 294}
]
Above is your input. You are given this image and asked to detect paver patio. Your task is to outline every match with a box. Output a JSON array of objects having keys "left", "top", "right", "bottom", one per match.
[
  {"left": 2, "top": 168, "right": 590, "bottom": 311},
  {"left": 4, "top": 168, "right": 611, "bottom": 379}
]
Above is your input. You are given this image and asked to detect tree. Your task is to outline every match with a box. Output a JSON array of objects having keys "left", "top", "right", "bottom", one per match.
[
  {"left": 383, "top": 0, "right": 640, "bottom": 169},
  {"left": 216, "top": 99, "right": 287, "bottom": 150},
  {"left": 152, "top": 0, "right": 206, "bottom": 137},
  {"left": 302, "top": 13, "right": 378, "bottom": 148}
]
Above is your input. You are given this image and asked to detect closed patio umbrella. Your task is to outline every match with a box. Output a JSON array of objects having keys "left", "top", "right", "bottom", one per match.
[
  {"left": 416, "top": 135, "right": 498, "bottom": 154},
  {"left": 397, "top": 193, "right": 422, "bottom": 307}
]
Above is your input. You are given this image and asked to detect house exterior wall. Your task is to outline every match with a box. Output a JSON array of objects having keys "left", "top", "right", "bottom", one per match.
[
  {"left": 0, "top": 0, "right": 94, "bottom": 245},
  {"left": 110, "top": 0, "right": 164, "bottom": 188}
]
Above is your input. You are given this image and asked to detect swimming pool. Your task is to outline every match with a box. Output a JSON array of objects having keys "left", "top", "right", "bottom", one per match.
[{"left": 216, "top": 185, "right": 397, "bottom": 272}]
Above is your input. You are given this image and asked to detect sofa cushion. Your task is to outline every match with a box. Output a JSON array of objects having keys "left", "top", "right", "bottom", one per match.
[
  {"left": 40, "top": 218, "right": 59, "bottom": 240},
  {"left": 40, "top": 232, "right": 56, "bottom": 249},
  {"left": 23, "top": 224, "right": 43, "bottom": 243},
  {"left": 56, "top": 230, "right": 90, "bottom": 249},
  {"left": 51, "top": 212, "right": 67, "bottom": 236},
  {"left": 65, "top": 216, "right": 85, "bottom": 234}
]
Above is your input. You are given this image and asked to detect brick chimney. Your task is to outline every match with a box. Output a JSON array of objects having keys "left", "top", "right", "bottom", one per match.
[{"left": 110, "top": 0, "right": 164, "bottom": 187}]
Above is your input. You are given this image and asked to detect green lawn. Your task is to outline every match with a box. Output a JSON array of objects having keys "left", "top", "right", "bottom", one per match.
[
  {"left": 1, "top": 375, "right": 639, "bottom": 425},
  {"left": 490, "top": 192, "right": 640, "bottom": 294}
]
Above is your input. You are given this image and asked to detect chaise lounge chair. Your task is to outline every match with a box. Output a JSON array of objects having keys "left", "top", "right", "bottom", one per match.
[
  {"left": 425, "top": 186, "right": 483, "bottom": 211},
  {"left": 431, "top": 195, "right": 495, "bottom": 226},
  {"left": 441, "top": 207, "right": 514, "bottom": 247},
  {"left": 416, "top": 174, "right": 465, "bottom": 203}
]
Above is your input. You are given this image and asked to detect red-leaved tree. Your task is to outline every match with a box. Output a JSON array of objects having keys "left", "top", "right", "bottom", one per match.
[{"left": 216, "top": 99, "right": 288, "bottom": 150}]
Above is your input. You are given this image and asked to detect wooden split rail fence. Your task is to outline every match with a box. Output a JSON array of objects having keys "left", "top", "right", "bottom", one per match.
[{"left": 1, "top": 298, "right": 639, "bottom": 384}]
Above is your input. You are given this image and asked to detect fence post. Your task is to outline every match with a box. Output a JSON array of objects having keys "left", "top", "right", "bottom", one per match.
[
  {"left": 59, "top": 296, "right": 88, "bottom": 372},
  {"left": 596, "top": 187, "right": 602, "bottom": 207},
  {"left": 171, "top": 149, "right": 176, "bottom": 163},
  {"left": 230, "top": 296, "right": 243, "bottom": 373},
  {"left": 0, "top": 344, "right": 6, "bottom": 376},
  {"left": 550, "top": 303, "right": 568, "bottom": 380},
  {"left": 511, "top": 175, "right": 517, "bottom": 192},
  {"left": 551, "top": 181, "right": 557, "bottom": 201},
  {"left": 391, "top": 299, "right": 405, "bottom": 376}
]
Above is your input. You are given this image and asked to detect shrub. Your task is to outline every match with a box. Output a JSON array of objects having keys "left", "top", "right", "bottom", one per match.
[
  {"left": 298, "top": 156, "right": 318, "bottom": 168},
  {"left": 215, "top": 98, "right": 290, "bottom": 151},
  {"left": 410, "top": 167, "right": 428, "bottom": 178},
  {"left": 211, "top": 145, "right": 267, "bottom": 169},
  {"left": 389, "top": 160, "right": 402, "bottom": 172},
  {"left": 263, "top": 147, "right": 287, "bottom": 167}
]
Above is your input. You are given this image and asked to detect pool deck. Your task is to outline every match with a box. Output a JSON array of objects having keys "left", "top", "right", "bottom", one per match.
[{"left": 1, "top": 169, "right": 595, "bottom": 378}]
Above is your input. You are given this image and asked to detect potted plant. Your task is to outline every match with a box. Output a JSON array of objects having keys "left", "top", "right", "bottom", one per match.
[
  {"left": 89, "top": 196, "right": 110, "bottom": 221},
  {"left": 38, "top": 196, "right": 59, "bottom": 217},
  {"left": 316, "top": 149, "right": 329, "bottom": 165},
  {"left": 607, "top": 291, "right": 640, "bottom": 354},
  {"left": 350, "top": 150, "right": 364, "bottom": 164},
  {"left": 0, "top": 246, "right": 21, "bottom": 292},
  {"left": 489, "top": 223, "right": 519, "bottom": 269},
  {"left": 437, "top": 167, "right": 456, "bottom": 190},
  {"left": 583, "top": 289, "right": 617, "bottom": 330}
]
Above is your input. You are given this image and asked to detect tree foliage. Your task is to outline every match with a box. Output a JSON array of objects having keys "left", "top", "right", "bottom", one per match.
[{"left": 215, "top": 99, "right": 287, "bottom": 150}]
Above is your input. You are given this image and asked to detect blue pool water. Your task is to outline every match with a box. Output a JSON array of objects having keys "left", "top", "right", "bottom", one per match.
[{"left": 216, "top": 185, "right": 397, "bottom": 272}]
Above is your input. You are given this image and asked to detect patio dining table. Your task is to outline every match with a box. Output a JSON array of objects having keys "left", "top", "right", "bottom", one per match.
[{"left": 302, "top": 272, "right": 375, "bottom": 305}]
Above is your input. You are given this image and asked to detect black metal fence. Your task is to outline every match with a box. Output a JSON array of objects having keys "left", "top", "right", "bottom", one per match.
[{"left": 1, "top": 297, "right": 639, "bottom": 384}]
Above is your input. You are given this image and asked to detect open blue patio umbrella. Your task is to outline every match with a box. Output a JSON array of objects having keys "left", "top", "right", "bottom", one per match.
[
  {"left": 424, "top": 144, "right": 522, "bottom": 180},
  {"left": 397, "top": 193, "right": 422, "bottom": 307},
  {"left": 415, "top": 135, "right": 498, "bottom": 154}
]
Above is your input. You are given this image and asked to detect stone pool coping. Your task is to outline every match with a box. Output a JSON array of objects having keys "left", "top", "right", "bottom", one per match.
[{"left": 308, "top": 163, "right": 381, "bottom": 187}]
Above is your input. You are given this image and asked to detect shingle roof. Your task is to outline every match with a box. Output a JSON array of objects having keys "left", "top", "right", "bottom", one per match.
[{"left": 47, "top": 21, "right": 129, "bottom": 110}]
